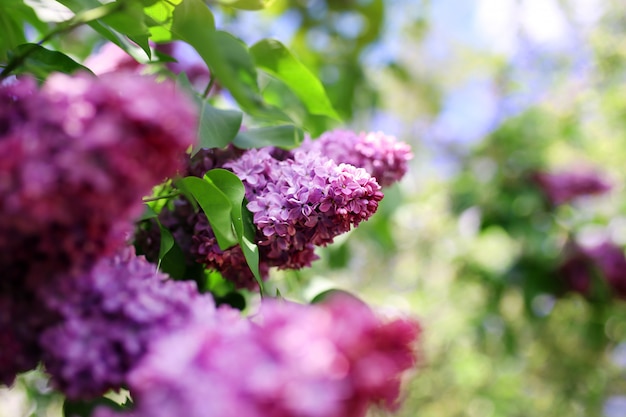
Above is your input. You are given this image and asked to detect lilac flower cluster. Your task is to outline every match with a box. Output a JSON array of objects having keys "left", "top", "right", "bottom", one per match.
[
  {"left": 532, "top": 170, "right": 611, "bottom": 206},
  {"left": 559, "top": 240, "right": 626, "bottom": 298},
  {"left": 93, "top": 294, "right": 420, "bottom": 417},
  {"left": 300, "top": 129, "right": 413, "bottom": 187},
  {"left": 0, "top": 73, "right": 196, "bottom": 280},
  {"left": 37, "top": 247, "right": 215, "bottom": 399},
  {"left": 183, "top": 148, "right": 383, "bottom": 287}
]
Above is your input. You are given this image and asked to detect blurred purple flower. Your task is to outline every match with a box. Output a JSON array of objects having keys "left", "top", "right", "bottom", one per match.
[
  {"left": 84, "top": 43, "right": 143, "bottom": 75},
  {"left": 584, "top": 242, "right": 626, "bottom": 298},
  {"left": 93, "top": 294, "right": 420, "bottom": 417},
  {"left": 38, "top": 247, "right": 215, "bottom": 399},
  {"left": 0, "top": 72, "right": 197, "bottom": 280},
  {"left": 300, "top": 129, "right": 413, "bottom": 187},
  {"left": 532, "top": 169, "right": 611, "bottom": 206},
  {"left": 558, "top": 240, "right": 626, "bottom": 299}
]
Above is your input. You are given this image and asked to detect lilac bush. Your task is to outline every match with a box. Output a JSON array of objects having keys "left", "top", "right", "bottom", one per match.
[{"left": 0, "top": 2, "right": 421, "bottom": 413}]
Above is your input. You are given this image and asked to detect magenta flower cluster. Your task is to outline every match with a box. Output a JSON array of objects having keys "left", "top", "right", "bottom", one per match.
[
  {"left": 93, "top": 293, "right": 420, "bottom": 417},
  {"left": 559, "top": 240, "right": 626, "bottom": 299},
  {"left": 300, "top": 129, "right": 413, "bottom": 187},
  {"left": 532, "top": 170, "right": 612, "bottom": 206},
  {"left": 0, "top": 73, "right": 196, "bottom": 281}
]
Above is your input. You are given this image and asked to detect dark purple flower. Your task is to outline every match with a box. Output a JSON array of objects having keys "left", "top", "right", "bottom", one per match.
[
  {"left": 300, "top": 130, "right": 413, "bottom": 187},
  {"left": 584, "top": 242, "right": 626, "bottom": 298},
  {"left": 37, "top": 247, "right": 215, "bottom": 399},
  {"left": 533, "top": 170, "right": 611, "bottom": 206}
]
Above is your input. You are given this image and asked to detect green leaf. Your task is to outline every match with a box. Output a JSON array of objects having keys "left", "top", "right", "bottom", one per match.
[
  {"left": 157, "top": 221, "right": 175, "bottom": 264},
  {"left": 101, "top": 0, "right": 151, "bottom": 58},
  {"left": 250, "top": 39, "right": 340, "bottom": 120},
  {"left": 143, "top": 0, "right": 184, "bottom": 42},
  {"left": 176, "top": 73, "right": 243, "bottom": 154},
  {"left": 310, "top": 289, "right": 363, "bottom": 305},
  {"left": 233, "top": 125, "right": 304, "bottom": 149},
  {"left": 9, "top": 43, "right": 93, "bottom": 78},
  {"left": 197, "top": 105, "right": 243, "bottom": 152},
  {"left": 204, "top": 169, "right": 263, "bottom": 290},
  {"left": 176, "top": 176, "right": 237, "bottom": 249},
  {"left": 0, "top": 13, "right": 26, "bottom": 62},
  {"left": 214, "top": 0, "right": 275, "bottom": 10},
  {"left": 55, "top": 0, "right": 150, "bottom": 61},
  {"left": 139, "top": 204, "right": 158, "bottom": 221}
]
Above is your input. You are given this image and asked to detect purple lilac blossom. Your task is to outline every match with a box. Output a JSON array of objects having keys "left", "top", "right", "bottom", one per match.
[
  {"left": 37, "top": 247, "right": 215, "bottom": 399},
  {"left": 227, "top": 149, "right": 383, "bottom": 264},
  {"left": 0, "top": 73, "right": 196, "bottom": 280},
  {"left": 300, "top": 129, "right": 413, "bottom": 187},
  {"left": 188, "top": 148, "right": 383, "bottom": 288},
  {"left": 532, "top": 169, "right": 611, "bottom": 206},
  {"left": 93, "top": 294, "right": 420, "bottom": 417}
]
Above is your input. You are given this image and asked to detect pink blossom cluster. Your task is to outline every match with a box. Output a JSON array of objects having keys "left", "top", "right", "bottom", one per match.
[
  {"left": 0, "top": 73, "right": 196, "bottom": 281},
  {"left": 559, "top": 240, "right": 626, "bottom": 298},
  {"left": 532, "top": 170, "right": 611, "bottom": 206},
  {"left": 300, "top": 129, "right": 413, "bottom": 187},
  {"left": 93, "top": 294, "right": 420, "bottom": 417}
]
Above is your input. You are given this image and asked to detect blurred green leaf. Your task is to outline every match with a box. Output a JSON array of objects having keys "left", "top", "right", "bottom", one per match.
[
  {"left": 101, "top": 0, "right": 151, "bottom": 57},
  {"left": 8, "top": 43, "right": 93, "bottom": 78},
  {"left": 144, "top": 0, "right": 184, "bottom": 42},
  {"left": 251, "top": 39, "right": 340, "bottom": 120},
  {"left": 233, "top": 125, "right": 304, "bottom": 149},
  {"left": 214, "top": 0, "right": 274, "bottom": 10},
  {"left": 0, "top": 13, "right": 26, "bottom": 62},
  {"left": 55, "top": 0, "right": 150, "bottom": 60}
]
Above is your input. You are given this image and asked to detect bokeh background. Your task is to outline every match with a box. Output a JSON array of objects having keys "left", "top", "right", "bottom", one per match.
[{"left": 4, "top": 0, "right": 626, "bottom": 416}]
